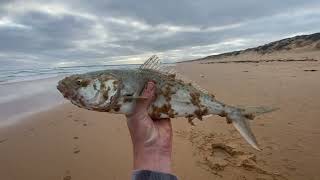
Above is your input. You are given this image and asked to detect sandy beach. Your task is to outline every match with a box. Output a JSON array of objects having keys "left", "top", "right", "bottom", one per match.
[{"left": 1, "top": 60, "right": 320, "bottom": 180}]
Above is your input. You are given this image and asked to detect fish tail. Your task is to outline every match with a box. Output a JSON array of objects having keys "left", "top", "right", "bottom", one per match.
[{"left": 225, "top": 106, "right": 278, "bottom": 150}]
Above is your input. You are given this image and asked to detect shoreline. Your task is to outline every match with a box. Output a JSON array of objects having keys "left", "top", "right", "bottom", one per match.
[
  {"left": 0, "top": 75, "right": 66, "bottom": 126},
  {"left": 0, "top": 101, "right": 67, "bottom": 128}
]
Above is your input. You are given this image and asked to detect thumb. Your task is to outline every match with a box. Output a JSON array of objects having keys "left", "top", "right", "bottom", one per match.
[{"left": 136, "top": 81, "right": 156, "bottom": 109}]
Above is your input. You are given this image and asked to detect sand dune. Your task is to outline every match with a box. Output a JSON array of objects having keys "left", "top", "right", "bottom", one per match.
[{"left": 190, "top": 32, "right": 320, "bottom": 64}]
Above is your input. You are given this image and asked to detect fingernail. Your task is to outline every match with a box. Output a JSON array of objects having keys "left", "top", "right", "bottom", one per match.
[{"left": 147, "top": 82, "right": 154, "bottom": 90}]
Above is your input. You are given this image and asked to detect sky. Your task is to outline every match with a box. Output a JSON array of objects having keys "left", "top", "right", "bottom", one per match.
[{"left": 0, "top": 0, "right": 320, "bottom": 68}]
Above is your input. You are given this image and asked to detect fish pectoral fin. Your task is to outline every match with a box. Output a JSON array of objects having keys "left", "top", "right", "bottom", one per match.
[{"left": 123, "top": 96, "right": 148, "bottom": 100}]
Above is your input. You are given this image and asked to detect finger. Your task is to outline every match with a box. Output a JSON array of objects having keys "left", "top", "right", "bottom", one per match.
[
  {"left": 141, "top": 81, "right": 156, "bottom": 98},
  {"left": 146, "top": 81, "right": 155, "bottom": 90},
  {"left": 127, "top": 81, "right": 156, "bottom": 119},
  {"left": 136, "top": 81, "right": 156, "bottom": 108}
]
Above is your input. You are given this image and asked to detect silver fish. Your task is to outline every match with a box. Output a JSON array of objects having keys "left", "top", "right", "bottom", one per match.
[{"left": 57, "top": 55, "right": 277, "bottom": 150}]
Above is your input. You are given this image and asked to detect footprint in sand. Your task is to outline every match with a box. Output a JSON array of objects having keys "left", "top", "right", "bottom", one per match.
[
  {"left": 0, "top": 138, "right": 8, "bottom": 143},
  {"left": 264, "top": 145, "right": 273, "bottom": 151},
  {"left": 63, "top": 170, "right": 72, "bottom": 180},
  {"left": 67, "top": 112, "right": 73, "bottom": 118},
  {"left": 73, "top": 145, "right": 80, "bottom": 154},
  {"left": 73, "top": 136, "right": 79, "bottom": 140},
  {"left": 176, "top": 130, "right": 288, "bottom": 180},
  {"left": 282, "top": 158, "right": 297, "bottom": 171},
  {"left": 25, "top": 128, "right": 36, "bottom": 137},
  {"left": 63, "top": 175, "right": 72, "bottom": 180}
]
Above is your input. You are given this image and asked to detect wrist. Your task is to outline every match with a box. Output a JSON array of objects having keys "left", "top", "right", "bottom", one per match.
[{"left": 133, "top": 145, "right": 172, "bottom": 173}]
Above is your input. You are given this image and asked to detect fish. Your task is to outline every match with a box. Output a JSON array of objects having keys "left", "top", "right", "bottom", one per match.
[{"left": 57, "top": 55, "right": 278, "bottom": 150}]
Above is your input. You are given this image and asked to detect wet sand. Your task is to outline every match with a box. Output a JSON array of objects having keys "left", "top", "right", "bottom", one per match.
[{"left": 1, "top": 60, "right": 320, "bottom": 180}]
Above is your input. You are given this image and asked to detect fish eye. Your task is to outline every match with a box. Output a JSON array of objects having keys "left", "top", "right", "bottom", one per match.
[{"left": 76, "top": 79, "right": 83, "bottom": 85}]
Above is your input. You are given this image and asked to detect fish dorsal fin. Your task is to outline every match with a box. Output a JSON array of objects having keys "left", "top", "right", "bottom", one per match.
[
  {"left": 140, "top": 55, "right": 209, "bottom": 94},
  {"left": 139, "top": 55, "right": 161, "bottom": 70},
  {"left": 139, "top": 55, "right": 175, "bottom": 76}
]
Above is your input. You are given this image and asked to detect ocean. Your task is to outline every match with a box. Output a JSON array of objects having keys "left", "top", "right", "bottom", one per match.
[
  {"left": 0, "top": 64, "right": 174, "bottom": 125},
  {"left": 0, "top": 64, "right": 140, "bottom": 85}
]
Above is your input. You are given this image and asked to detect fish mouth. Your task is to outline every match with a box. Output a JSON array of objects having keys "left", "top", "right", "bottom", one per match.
[
  {"left": 57, "top": 80, "right": 67, "bottom": 97},
  {"left": 57, "top": 79, "right": 75, "bottom": 99}
]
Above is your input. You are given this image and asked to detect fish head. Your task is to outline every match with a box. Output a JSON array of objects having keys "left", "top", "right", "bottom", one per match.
[{"left": 57, "top": 73, "right": 121, "bottom": 111}]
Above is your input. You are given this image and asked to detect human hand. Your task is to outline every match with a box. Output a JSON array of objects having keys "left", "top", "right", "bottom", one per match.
[{"left": 126, "top": 81, "right": 173, "bottom": 174}]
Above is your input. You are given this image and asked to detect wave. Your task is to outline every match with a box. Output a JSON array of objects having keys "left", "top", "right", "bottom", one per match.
[{"left": 0, "top": 64, "right": 140, "bottom": 85}]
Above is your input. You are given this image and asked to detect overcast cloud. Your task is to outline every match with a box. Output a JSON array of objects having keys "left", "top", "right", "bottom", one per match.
[{"left": 0, "top": 0, "right": 320, "bottom": 68}]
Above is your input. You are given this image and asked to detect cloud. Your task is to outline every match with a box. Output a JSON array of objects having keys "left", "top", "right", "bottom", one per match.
[
  {"left": 74, "top": 0, "right": 319, "bottom": 26},
  {"left": 0, "top": 0, "right": 320, "bottom": 68},
  {"left": 0, "top": 17, "right": 31, "bottom": 29}
]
